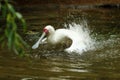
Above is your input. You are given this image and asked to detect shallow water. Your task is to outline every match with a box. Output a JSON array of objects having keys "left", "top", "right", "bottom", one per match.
[{"left": 0, "top": 4, "right": 120, "bottom": 80}]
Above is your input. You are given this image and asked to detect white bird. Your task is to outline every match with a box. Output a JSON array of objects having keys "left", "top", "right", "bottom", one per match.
[{"left": 32, "top": 23, "right": 93, "bottom": 54}]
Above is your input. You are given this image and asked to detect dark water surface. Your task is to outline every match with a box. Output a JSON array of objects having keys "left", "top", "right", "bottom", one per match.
[{"left": 0, "top": 4, "right": 120, "bottom": 80}]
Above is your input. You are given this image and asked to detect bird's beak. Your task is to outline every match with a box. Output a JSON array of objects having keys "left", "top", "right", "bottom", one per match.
[{"left": 32, "top": 32, "right": 46, "bottom": 49}]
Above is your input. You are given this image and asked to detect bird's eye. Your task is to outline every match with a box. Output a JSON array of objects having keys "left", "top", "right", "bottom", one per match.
[{"left": 43, "top": 28, "right": 49, "bottom": 34}]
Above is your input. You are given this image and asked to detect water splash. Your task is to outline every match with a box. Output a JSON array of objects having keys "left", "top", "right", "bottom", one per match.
[{"left": 64, "top": 22, "right": 95, "bottom": 54}]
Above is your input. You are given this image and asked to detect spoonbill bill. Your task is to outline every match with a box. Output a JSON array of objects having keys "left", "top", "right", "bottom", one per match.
[{"left": 32, "top": 23, "right": 93, "bottom": 54}]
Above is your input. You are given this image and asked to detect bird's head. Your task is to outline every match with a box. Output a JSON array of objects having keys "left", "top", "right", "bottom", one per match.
[
  {"left": 43, "top": 25, "right": 55, "bottom": 35},
  {"left": 32, "top": 25, "right": 55, "bottom": 49},
  {"left": 36, "top": 25, "right": 55, "bottom": 44}
]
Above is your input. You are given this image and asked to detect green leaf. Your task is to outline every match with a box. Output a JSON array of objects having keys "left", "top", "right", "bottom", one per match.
[
  {"left": 13, "top": 47, "right": 19, "bottom": 55},
  {"left": 5, "top": 27, "right": 9, "bottom": 37},
  {"left": 8, "top": 31, "right": 14, "bottom": 49},
  {"left": 6, "top": 13, "right": 11, "bottom": 22},
  {"left": 12, "top": 21, "right": 17, "bottom": 31},
  {"left": 7, "top": 3, "right": 15, "bottom": 14},
  {"left": 21, "top": 18, "right": 27, "bottom": 32},
  {"left": 16, "top": 12, "right": 23, "bottom": 19},
  {"left": 16, "top": 33, "right": 28, "bottom": 47}
]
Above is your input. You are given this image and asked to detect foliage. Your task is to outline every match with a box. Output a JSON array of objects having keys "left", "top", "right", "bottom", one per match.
[{"left": 0, "top": 0, "right": 28, "bottom": 56}]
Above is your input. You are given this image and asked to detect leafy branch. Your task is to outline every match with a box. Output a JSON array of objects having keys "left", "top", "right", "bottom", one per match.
[{"left": 0, "top": 0, "right": 28, "bottom": 55}]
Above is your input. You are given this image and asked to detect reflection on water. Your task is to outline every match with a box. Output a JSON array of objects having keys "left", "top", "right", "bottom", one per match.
[{"left": 0, "top": 4, "right": 120, "bottom": 80}]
